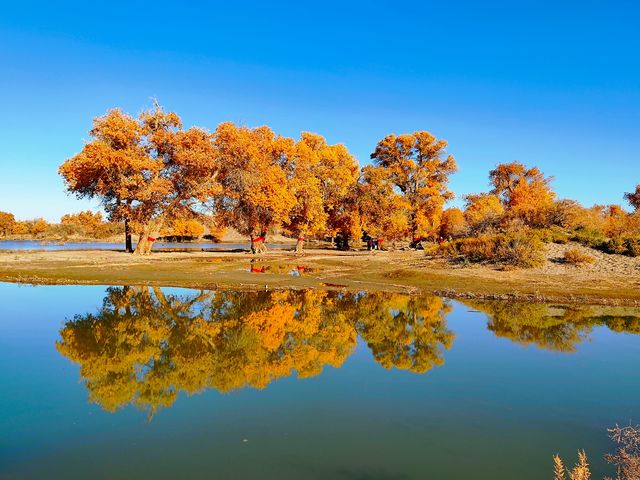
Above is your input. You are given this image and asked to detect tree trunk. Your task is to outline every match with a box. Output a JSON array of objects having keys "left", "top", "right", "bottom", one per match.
[
  {"left": 250, "top": 233, "right": 267, "bottom": 254},
  {"left": 125, "top": 218, "right": 133, "bottom": 253},
  {"left": 295, "top": 233, "right": 305, "bottom": 254},
  {"left": 134, "top": 226, "right": 158, "bottom": 256}
]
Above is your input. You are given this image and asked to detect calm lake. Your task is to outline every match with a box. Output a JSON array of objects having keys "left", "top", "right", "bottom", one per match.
[{"left": 1, "top": 282, "right": 639, "bottom": 479}]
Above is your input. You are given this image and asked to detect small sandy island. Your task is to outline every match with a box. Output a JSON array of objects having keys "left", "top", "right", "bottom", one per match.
[{"left": 1, "top": 242, "right": 639, "bottom": 305}]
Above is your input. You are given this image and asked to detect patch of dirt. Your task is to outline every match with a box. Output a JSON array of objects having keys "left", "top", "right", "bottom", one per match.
[{"left": 539, "top": 242, "right": 640, "bottom": 279}]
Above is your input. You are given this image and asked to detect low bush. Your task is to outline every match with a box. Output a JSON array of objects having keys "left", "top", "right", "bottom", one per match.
[
  {"left": 563, "top": 248, "right": 595, "bottom": 266},
  {"left": 569, "top": 227, "right": 607, "bottom": 249},
  {"left": 602, "top": 236, "right": 640, "bottom": 257},
  {"left": 439, "top": 231, "right": 545, "bottom": 268},
  {"left": 535, "top": 226, "right": 569, "bottom": 244}
]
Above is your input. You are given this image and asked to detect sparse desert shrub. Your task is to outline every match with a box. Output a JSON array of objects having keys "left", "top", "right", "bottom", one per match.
[
  {"left": 496, "top": 232, "right": 545, "bottom": 268},
  {"left": 563, "top": 248, "right": 595, "bottom": 266},
  {"left": 457, "top": 236, "right": 498, "bottom": 262},
  {"left": 438, "top": 231, "right": 545, "bottom": 268}
]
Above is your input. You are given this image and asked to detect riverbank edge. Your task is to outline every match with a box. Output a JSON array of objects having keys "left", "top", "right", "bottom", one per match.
[{"left": 1, "top": 249, "right": 639, "bottom": 307}]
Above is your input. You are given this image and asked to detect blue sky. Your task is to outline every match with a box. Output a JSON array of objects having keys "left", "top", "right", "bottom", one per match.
[{"left": 1, "top": 0, "right": 638, "bottom": 221}]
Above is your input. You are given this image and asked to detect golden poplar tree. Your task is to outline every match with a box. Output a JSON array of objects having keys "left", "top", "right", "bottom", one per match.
[
  {"left": 370, "top": 131, "right": 457, "bottom": 241},
  {"left": 212, "top": 122, "right": 296, "bottom": 253}
]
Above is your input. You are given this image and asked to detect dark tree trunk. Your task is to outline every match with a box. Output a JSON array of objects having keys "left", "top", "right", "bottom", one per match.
[{"left": 125, "top": 218, "right": 133, "bottom": 253}]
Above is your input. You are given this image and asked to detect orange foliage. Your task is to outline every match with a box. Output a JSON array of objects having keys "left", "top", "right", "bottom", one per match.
[
  {"left": 164, "top": 219, "right": 205, "bottom": 238},
  {"left": 439, "top": 207, "right": 467, "bottom": 238},
  {"left": 213, "top": 122, "right": 296, "bottom": 251},
  {"left": 56, "top": 288, "right": 456, "bottom": 413},
  {"left": 490, "top": 162, "right": 555, "bottom": 227},
  {"left": 463, "top": 193, "right": 504, "bottom": 233},
  {"left": 370, "top": 131, "right": 457, "bottom": 240},
  {"left": 59, "top": 105, "right": 222, "bottom": 255},
  {"left": 0, "top": 211, "right": 16, "bottom": 237},
  {"left": 30, "top": 218, "right": 49, "bottom": 236},
  {"left": 357, "top": 165, "right": 411, "bottom": 241},
  {"left": 283, "top": 133, "right": 358, "bottom": 250},
  {"left": 60, "top": 210, "right": 103, "bottom": 235}
]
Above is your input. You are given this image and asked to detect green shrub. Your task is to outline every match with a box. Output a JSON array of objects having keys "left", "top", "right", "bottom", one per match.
[
  {"left": 535, "top": 226, "right": 569, "bottom": 244},
  {"left": 601, "top": 236, "right": 640, "bottom": 257},
  {"left": 569, "top": 227, "right": 607, "bottom": 249}
]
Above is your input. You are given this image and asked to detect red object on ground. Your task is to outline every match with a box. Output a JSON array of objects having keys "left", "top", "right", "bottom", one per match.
[
  {"left": 297, "top": 265, "right": 305, "bottom": 271},
  {"left": 251, "top": 236, "right": 265, "bottom": 243},
  {"left": 413, "top": 237, "right": 421, "bottom": 242},
  {"left": 251, "top": 266, "right": 267, "bottom": 273},
  {"left": 297, "top": 237, "right": 305, "bottom": 241},
  {"left": 147, "top": 236, "right": 156, "bottom": 242}
]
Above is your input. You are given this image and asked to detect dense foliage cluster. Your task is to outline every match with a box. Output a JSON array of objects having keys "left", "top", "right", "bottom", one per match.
[{"left": 56, "top": 104, "right": 461, "bottom": 254}]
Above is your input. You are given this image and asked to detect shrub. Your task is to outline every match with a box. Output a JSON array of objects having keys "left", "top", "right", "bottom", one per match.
[
  {"left": 569, "top": 227, "right": 607, "bottom": 249},
  {"left": 563, "top": 248, "right": 595, "bottom": 266},
  {"left": 601, "top": 237, "right": 640, "bottom": 257},
  {"left": 626, "top": 238, "right": 640, "bottom": 257},
  {"left": 496, "top": 232, "right": 545, "bottom": 268},
  {"left": 535, "top": 226, "right": 569, "bottom": 244},
  {"left": 439, "top": 231, "right": 545, "bottom": 268}
]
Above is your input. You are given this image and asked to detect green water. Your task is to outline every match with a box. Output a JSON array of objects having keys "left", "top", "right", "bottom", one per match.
[{"left": 1, "top": 283, "right": 639, "bottom": 479}]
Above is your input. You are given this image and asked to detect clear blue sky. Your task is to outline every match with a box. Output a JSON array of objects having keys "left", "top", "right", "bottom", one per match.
[{"left": 1, "top": 0, "right": 638, "bottom": 221}]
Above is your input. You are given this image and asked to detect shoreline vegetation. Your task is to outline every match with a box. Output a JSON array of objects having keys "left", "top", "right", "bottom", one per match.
[{"left": 1, "top": 243, "right": 639, "bottom": 306}]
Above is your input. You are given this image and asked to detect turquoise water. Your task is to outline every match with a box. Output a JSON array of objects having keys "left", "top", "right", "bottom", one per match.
[{"left": 1, "top": 283, "right": 639, "bottom": 479}]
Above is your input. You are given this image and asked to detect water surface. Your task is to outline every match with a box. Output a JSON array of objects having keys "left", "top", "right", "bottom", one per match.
[{"left": 1, "top": 283, "right": 639, "bottom": 479}]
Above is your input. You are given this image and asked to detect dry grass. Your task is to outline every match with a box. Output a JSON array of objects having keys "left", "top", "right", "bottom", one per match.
[
  {"left": 564, "top": 248, "right": 596, "bottom": 266},
  {"left": 553, "top": 424, "right": 640, "bottom": 480}
]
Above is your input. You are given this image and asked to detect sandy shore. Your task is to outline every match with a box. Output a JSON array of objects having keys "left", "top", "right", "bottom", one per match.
[{"left": 0, "top": 242, "right": 639, "bottom": 305}]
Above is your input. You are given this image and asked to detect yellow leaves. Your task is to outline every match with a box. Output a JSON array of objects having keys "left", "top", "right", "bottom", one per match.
[
  {"left": 164, "top": 219, "right": 205, "bottom": 237},
  {"left": 370, "top": 131, "right": 457, "bottom": 237},
  {"left": 0, "top": 211, "right": 17, "bottom": 237},
  {"left": 89, "top": 108, "right": 143, "bottom": 150},
  {"left": 463, "top": 193, "right": 505, "bottom": 233},
  {"left": 244, "top": 303, "right": 298, "bottom": 351},
  {"left": 358, "top": 165, "right": 410, "bottom": 240},
  {"left": 278, "top": 131, "right": 361, "bottom": 243},
  {"left": 439, "top": 208, "right": 467, "bottom": 238},
  {"left": 213, "top": 122, "right": 298, "bottom": 237}
]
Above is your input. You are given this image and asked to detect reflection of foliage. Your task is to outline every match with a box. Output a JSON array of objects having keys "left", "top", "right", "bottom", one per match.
[
  {"left": 353, "top": 294, "right": 454, "bottom": 373},
  {"left": 466, "top": 301, "right": 640, "bottom": 352},
  {"left": 58, "top": 288, "right": 454, "bottom": 414}
]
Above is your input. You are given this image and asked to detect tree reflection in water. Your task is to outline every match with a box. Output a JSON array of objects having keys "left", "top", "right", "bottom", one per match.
[
  {"left": 57, "top": 288, "right": 640, "bottom": 414},
  {"left": 464, "top": 300, "right": 640, "bottom": 352},
  {"left": 56, "top": 287, "right": 453, "bottom": 413}
]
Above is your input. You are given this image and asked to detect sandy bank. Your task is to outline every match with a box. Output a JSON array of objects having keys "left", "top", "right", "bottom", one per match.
[{"left": 0, "top": 243, "right": 638, "bottom": 305}]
